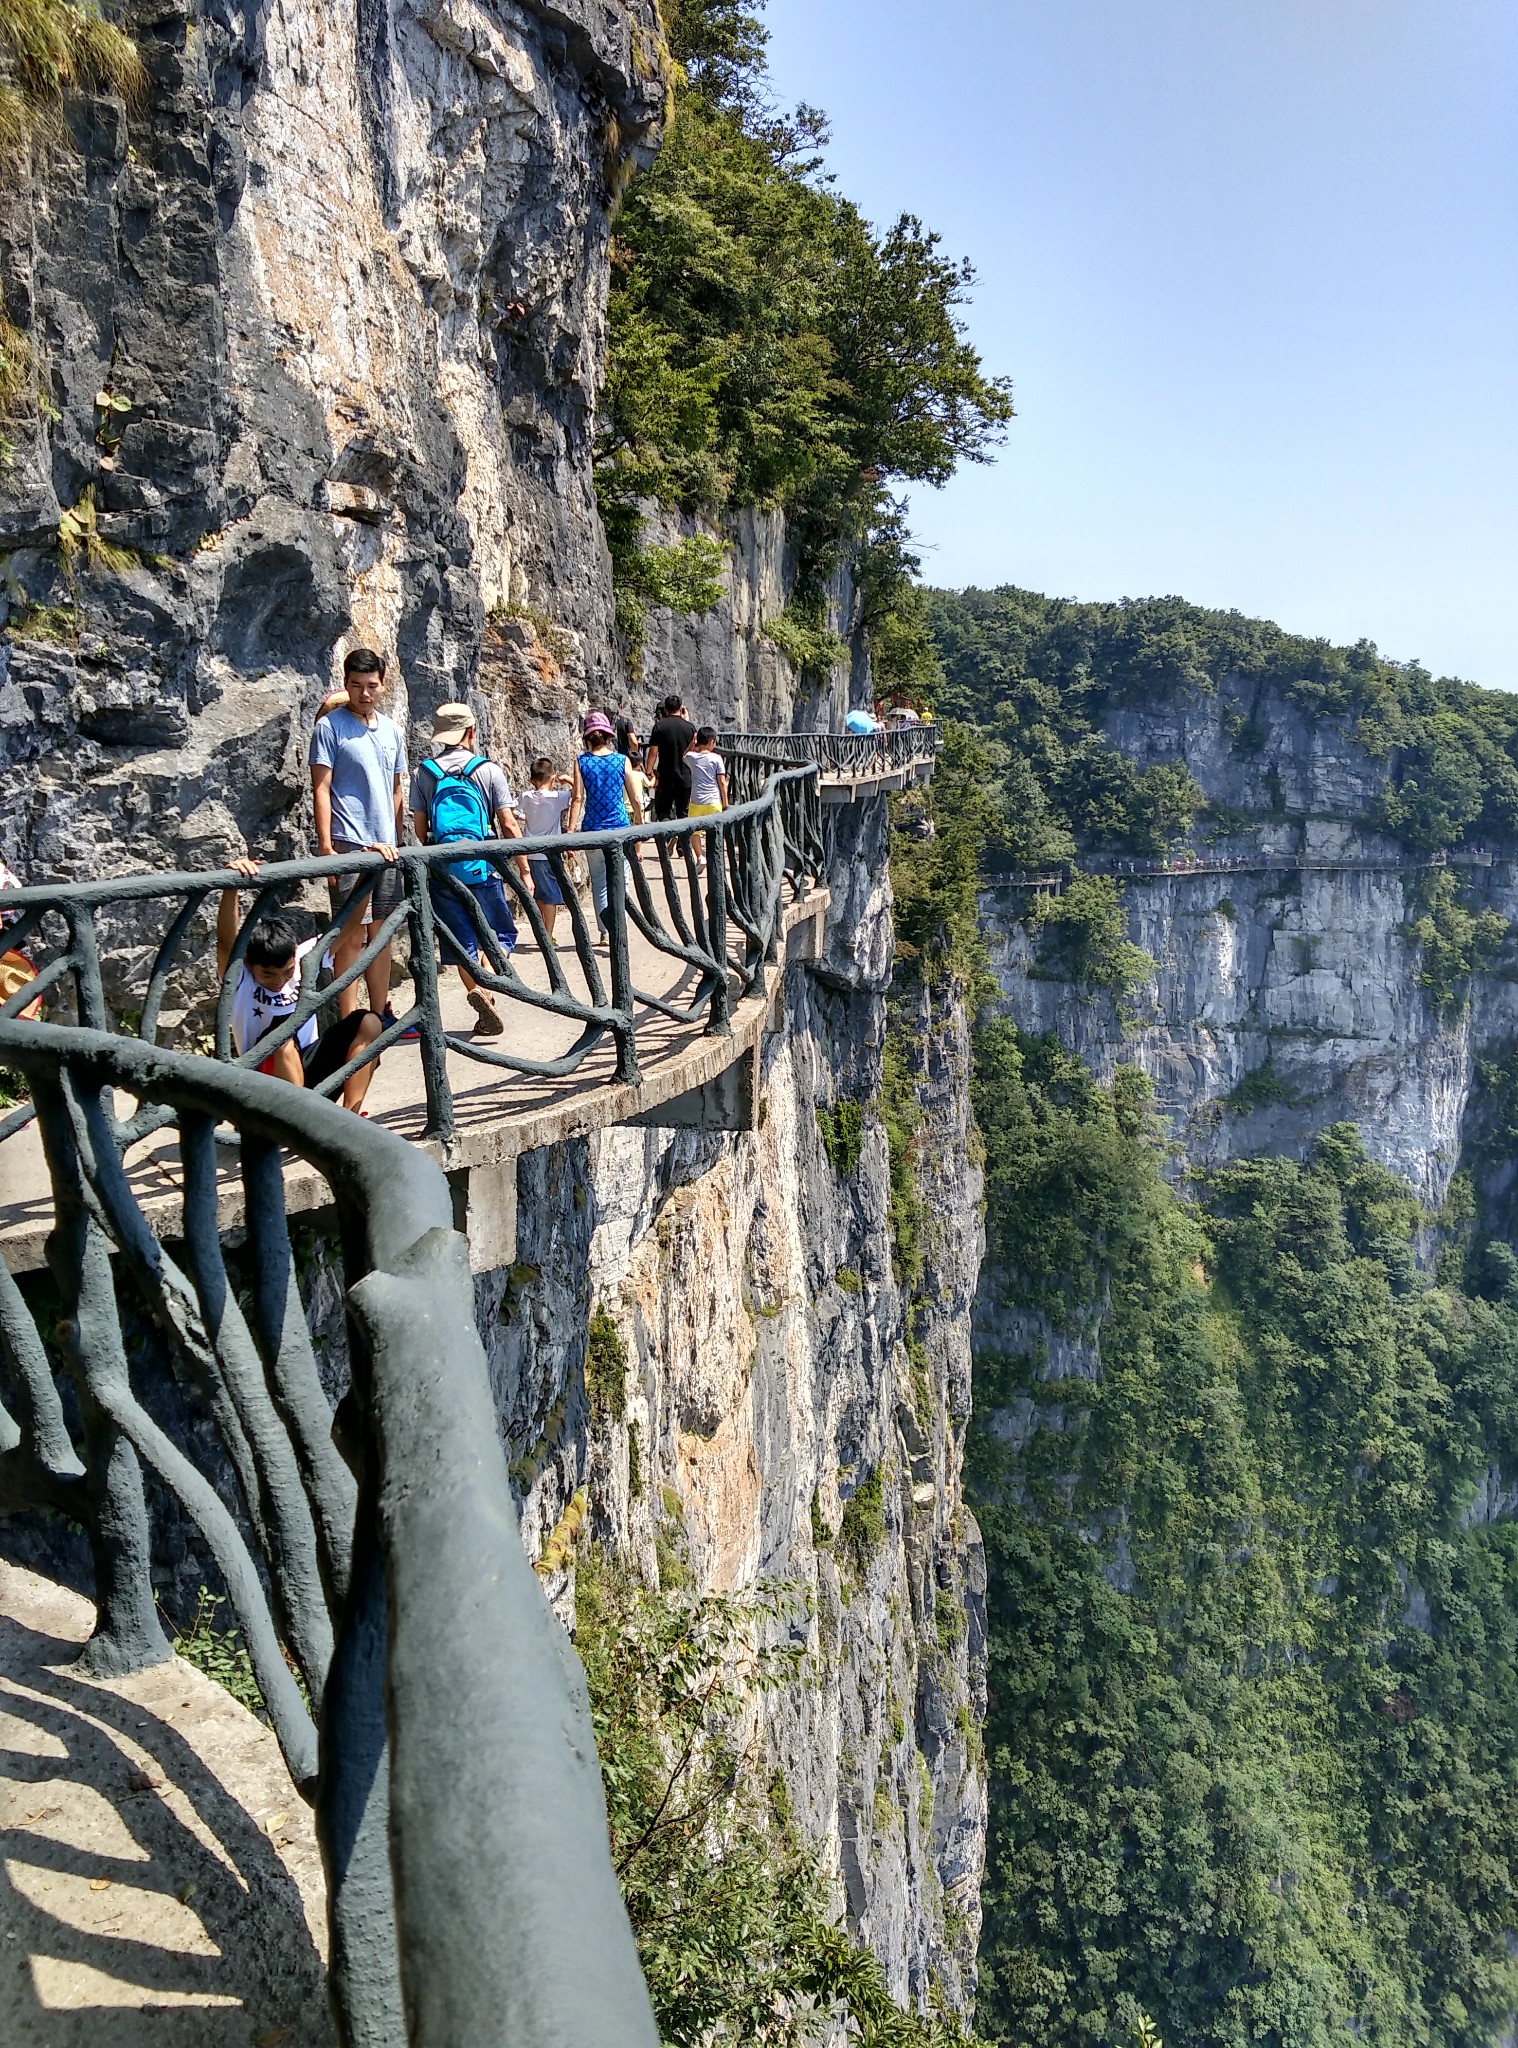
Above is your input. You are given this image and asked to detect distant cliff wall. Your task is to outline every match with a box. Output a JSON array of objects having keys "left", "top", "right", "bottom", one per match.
[{"left": 981, "top": 672, "right": 1518, "bottom": 1207}]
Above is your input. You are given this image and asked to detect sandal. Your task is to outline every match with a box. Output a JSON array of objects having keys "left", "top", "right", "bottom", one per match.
[{"left": 468, "top": 988, "right": 506, "bottom": 1036}]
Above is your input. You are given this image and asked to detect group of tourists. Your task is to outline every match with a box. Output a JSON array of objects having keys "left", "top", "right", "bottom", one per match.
[{"left": 218, "top": 652, "right": 732, "bottom": 1110}]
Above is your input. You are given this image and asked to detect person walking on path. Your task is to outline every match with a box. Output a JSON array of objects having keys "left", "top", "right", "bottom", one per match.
[
  {"left": 309, "top": 648, "right": 405, "bottom": 1020},
  {"left": 216, "top": 860, "right": 383, "bottom": 1112},
  {"left": 645, "top": 694, "right": 695, "bottom": 821},
  {"left": 684, "top": 726, "right": 727, "bottom": 871},
  {"left": 516, "top": 757, "right": 573, "bottom": 943},
  {"left": 568, "top": 712, "right": 644, "bottom": 944},
  {"left": 685, "top": 728, "right": 728, "bottom": 817},
  {"left": 409, "top": 703, "right": 531, "bottom": 1038}
]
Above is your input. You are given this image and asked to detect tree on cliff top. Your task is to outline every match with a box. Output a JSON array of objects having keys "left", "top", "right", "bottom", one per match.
[
  {"left": 599, "top": 0, "right": 1011, "bottom": 683},
  {"left": 930, "top": 585, "right": 1518, "bottom": 857}
]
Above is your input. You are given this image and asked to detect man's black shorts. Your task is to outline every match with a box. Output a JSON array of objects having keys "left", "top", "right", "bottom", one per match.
[{"left": 652, "top": 784, "right": 690, "bottom": 821}]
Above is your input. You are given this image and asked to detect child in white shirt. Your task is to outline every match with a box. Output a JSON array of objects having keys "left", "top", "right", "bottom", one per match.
[{"left": 515, "top": 757, "right": 574, "bottom": 940}]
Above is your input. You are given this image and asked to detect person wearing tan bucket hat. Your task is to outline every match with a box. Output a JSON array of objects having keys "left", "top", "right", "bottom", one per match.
[{"left": 409, "top": 702, "right": 532, "bottom": 1036}]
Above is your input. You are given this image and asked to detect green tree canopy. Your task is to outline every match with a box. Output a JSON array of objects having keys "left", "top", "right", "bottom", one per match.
[{"left": 599, "top": 0, "right": 1011, "bottom": 668}]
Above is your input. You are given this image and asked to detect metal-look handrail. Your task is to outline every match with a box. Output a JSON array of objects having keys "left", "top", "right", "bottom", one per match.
[
  {"left": 716, "top": 724, "right": 941, "bottom": 783},
  {"left": 989, "top": 844, "right": 1489, "bottom": 890},
  {"left": 0, "top": 764, "right": 824, "bottom": 1150},
  {"left": 0, "top": 1018, "right": 658, "bottom": 2046}
]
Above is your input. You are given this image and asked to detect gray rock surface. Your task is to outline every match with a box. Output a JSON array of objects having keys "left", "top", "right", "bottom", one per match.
[
  {"left": 1, "top": 0, "right": 665, "bottom": 891},
  {"left": 634, "top": 502, "right": 860, "bottom": 733},
  {"left": 981, "top": 676, "right": 1518, "bottom": 1208},
  {"left": 493, "top": 795, "right": 987, "bottom": 2011}
]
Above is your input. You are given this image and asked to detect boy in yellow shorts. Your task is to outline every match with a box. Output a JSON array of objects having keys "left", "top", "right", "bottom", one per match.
[{"left": 686, "top": 728, "right": 728, "bottom": 816}]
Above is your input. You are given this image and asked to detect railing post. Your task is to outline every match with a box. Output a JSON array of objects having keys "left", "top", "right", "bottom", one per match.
[
  {"left": 604, "top": 842, "right": 640, "bottom": 1085},
  {"left": 405, "top": 857, "right": 456, "bottom": 1144},
  {"left": 68, "top": 905, "right": 109, "bottom": 1030},
  {"left": 706, "top": 822, "right": 731, "bottom": 1037}
]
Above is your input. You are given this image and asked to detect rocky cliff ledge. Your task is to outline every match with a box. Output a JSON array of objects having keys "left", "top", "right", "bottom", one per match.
[
  {"left": 983, "top": 671, "right": 1518, "bottom": 1207},
  {"left": 1, "top": 0, "right": 666, "bottom": 883},
  {"left": 491, "top": 799, "right": 986, "bottom": 2009}
]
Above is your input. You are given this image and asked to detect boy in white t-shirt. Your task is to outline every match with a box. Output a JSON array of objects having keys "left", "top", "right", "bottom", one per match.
[
  {"left": 515, "top": 756, "right": 573, "bottom": 942},
  {"left": 684, "top": 728, "right": 727, "bottom": 873},
  {"left": 216, "top": 859, "right": 383, "bottom": 1112}
]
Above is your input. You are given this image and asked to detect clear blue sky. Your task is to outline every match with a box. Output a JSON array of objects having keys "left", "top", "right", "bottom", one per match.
[{"left": 762, "top": 0, "right": 1518, "bottom": 690}]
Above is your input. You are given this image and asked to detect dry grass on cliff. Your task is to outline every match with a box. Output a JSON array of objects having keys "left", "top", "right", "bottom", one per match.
[
  {"left": 0, "top": 309, "right": 29, "bottom": 418},
  {"left": 0, "top": 0, "right": 147, "bottom": 154}
]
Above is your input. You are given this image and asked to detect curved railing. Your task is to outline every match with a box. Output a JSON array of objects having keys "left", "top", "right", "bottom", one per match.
[
  {"left": 0, "top": 1018, "right": 658, "bottom": 2047},
  {"left": 718, "top": 723, "right": 941, "bottom": 794},
  {"left": 989, "top": 844, "right": 1494, "bottom": 891},
  {"left": 0, "top": 764, "right": 823, "bottom": 1149}
]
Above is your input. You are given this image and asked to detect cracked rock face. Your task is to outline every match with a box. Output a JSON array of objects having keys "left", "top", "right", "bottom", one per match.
[
  {"left": 982, "top": 676, "right": 1518, "bottom": 1209},
  {"left": 1, "top": 0, "right": 664, "bottom": 894},
  {"left": 486, "top": 799, "right": 987, "bottom": 2015}
]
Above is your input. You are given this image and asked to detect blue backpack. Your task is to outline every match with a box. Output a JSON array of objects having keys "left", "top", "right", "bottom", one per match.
[{"left": 421, "top": 754, "right": 493, "bottom": 883}]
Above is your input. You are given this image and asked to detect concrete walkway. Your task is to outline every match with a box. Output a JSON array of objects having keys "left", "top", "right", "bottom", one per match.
[
  {"left": 0, "top": 1562, "right": 331, "bottom": 2046},
  {"left": 0, "top": 857, "right": 828, "bottom": 1271}
]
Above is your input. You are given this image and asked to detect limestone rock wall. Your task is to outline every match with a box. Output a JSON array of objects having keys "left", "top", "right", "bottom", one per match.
[
  {"left": 634, "top": 502, "right": 861, "bottom": 736},
  {"left": 0, "top": 0, "right": 664, "bottom": 888},
  {"left": 981, "top": 673, "right": 1518, "bottom": 1208},
  {"left": 489, "top": 796, "right": 987, "bottom": 2012}
]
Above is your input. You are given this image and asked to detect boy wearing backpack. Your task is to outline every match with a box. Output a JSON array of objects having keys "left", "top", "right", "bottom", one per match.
[{"left": 408, "top": 703, "right": 532, "bottom": 1037}]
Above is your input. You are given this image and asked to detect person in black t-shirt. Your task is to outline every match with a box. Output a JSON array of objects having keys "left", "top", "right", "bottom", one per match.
[{"left": 645, "top": 693, "right": 697, "bottom": 821}]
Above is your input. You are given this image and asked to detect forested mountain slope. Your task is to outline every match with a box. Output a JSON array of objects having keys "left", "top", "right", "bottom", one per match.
[{"left": 928, "top": 587, "right": 1518, "bottom": 2047}]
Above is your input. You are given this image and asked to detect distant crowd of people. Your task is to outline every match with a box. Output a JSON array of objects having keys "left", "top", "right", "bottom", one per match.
[{"left": 217, "top": 652, "right": 735, "bottom": 1110}]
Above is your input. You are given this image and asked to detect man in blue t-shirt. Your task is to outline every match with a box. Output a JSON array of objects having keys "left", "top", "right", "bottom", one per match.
[{"left": 310, "top": 647, "right": 405, "bottom": 1017}]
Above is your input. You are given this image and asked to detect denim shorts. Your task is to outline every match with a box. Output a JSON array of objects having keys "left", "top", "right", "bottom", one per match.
[
  {"left": 431, "top": 871, "right": 517, "bottom": 965},
  {"left": 330, "top": 841, "right": 404, "bottom": 923},
  {"left": 527, "top": 853, "right": 566, "bottom": 907}
]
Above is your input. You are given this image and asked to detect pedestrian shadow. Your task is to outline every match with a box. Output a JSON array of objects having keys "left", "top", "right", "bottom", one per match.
[{"left": 0, "top": 1613, "right": 333, "bottom": 2046}]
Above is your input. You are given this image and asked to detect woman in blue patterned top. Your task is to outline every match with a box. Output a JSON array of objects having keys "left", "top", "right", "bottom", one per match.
[{"left": 569, "top": 711, "right": 644, "bottom": 941}]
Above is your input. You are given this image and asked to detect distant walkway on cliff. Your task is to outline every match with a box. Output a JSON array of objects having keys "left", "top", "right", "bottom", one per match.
[
  {"left": 0, "top": 728, "right": 939, "bottom": 1273},
  {"left": 991, "top": 842, "right": 1496, "bottom": 893}
]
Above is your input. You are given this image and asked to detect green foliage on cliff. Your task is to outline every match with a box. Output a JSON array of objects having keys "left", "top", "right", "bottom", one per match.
[
  {"left": 600, "top": 0, "right": 1010, "bottom": 667},
  {"left": 930, "top": 584, "right": 1518, "bottom": 857},
  {"left": 968, "top": 1031, "right": 1518, "bottom": 2048},
  {"left": 890, "top": 722, "right": 1001, "bottom": 987},
  {"left": 1405, "top": 868, "right": 1510, "bottom": 1015},
  {"left": 765, "top": 592, "right": 849, "bottom": 681},
  {"left": 817, "top": 1099, "right": 866, "bottom": 1179},
  {"left": 575, "top": 1551, "right": 972, "bottom": 2046},
  {"left": 610, "top": 528, "right": 727, "bottom": 669},
  {"left": 1028, "top": 876, "right": 1156, "bottom": 1003},
  {"left": 0, "top": 0, "right": 146, "bottom": 156},
  {"left": 585, "top": 1305, "right": 629, "bottom": 1424}
]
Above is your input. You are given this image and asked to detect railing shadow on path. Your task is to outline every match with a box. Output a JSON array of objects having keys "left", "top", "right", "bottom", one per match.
[
  {"left": 1, "top": 1596, "right": 331, "bottom": 2044},
  {"left": 0, "top": 1020, "right": 660, "bottom": 2048}
]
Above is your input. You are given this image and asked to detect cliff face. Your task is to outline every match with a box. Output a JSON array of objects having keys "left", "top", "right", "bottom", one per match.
[
  {"left": 637, "top": 503, "right": 860, "bottom": 735},
  {"left": 493, "top": 799, "right": 986, "bottom": 2010},
  {"left": 982, "top": 672, "right": 1518, "bottom": 1206},
  {"left": 1, "top": 3, "right": 985, "bottom": 2008},
  {"left": 1, "top": 0, "right": 664, "bottom": 886}
]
